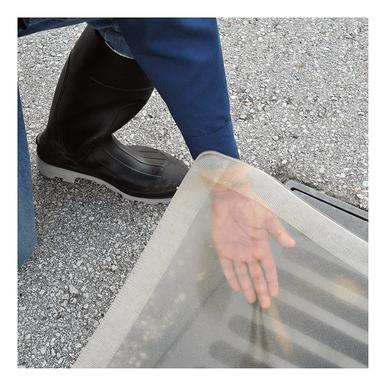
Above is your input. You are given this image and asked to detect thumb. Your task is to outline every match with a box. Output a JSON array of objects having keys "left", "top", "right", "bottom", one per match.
[{"left": 266, "top": 215, "right": 296, "bottom": 248}]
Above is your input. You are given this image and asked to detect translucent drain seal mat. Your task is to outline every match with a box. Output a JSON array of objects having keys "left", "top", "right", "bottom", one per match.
[{"left": 73, "top": 151, "right": 368, "bottom": 368}]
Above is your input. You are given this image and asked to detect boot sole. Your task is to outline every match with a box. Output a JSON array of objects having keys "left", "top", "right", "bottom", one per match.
[{"left": 37, "top": 156, "right": 172, "bottom": 204}]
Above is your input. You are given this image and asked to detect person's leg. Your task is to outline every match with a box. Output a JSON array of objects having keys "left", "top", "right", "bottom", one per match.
[
  {"left": 87, "top": 19, "right": 134, "bottom": 59},
  {"left": 37, "top": 25, "right": 187, "bottom": 202},
  {"left": 18, "top": 91, "right": 37, "bottom": 267},
  {"left": 18, "top": 18, "right": 92, "bottom": 267},
  {"left": 17, "top": 18, "right": 182, "bottom": 267}
]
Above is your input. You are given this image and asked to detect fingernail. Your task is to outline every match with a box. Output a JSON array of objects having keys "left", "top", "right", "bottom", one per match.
[{"left": 261, "top": 299, "right": 271, "bottom": 308}]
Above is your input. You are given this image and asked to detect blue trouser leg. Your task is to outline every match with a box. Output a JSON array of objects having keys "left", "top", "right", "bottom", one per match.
[{"left": 18, "top": 91, "right": 37, "bottom": 267}]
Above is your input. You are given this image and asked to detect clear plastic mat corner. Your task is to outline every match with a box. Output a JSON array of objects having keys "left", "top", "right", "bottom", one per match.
[{"left": 73, "top": 151, "right": 368, "bottom": 368}]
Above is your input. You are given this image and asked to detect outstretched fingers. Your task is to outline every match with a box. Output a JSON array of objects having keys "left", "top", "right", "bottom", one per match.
[
  {"left": 248, "top": 260, "right": 271, "bottom": 308},
  {"left": 255, "top": 237, "right": 279, "bottom": 297},
  {"left": 219, "top": 258, "right": 240, "bottom": 292},
  {"left": 235, "top": 261, "right": 257, "bottom": 304}
]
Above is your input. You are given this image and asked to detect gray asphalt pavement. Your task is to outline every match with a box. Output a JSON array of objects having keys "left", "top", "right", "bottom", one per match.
[{"left": 17, "top": 18, "right": 368, "bottom": 368}]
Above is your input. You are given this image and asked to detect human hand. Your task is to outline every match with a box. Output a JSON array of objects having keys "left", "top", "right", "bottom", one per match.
[{"left": 211, "top": 178, "right": 296, "bottom": 308}]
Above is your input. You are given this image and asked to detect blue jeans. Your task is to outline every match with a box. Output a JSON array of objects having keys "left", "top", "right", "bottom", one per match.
[
  {"left": 18, "top": 18, "right": 239, "bottom": 267},
  {"left": 18, "top": 90, "right": 37, "bottom": 267}
]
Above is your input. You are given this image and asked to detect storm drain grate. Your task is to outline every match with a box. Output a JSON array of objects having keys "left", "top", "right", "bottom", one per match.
[{"left": 285, "top": 181, "right": 368, "bottom": 241}]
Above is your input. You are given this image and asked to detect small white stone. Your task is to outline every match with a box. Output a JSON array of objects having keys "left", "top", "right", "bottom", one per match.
[{"left": 68, "top": 285, "right": 79, "bottom": 296}]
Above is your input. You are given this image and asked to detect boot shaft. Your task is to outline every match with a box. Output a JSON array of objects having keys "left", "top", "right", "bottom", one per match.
[{"left": 40, "top": 25, "right": 154, "bottom": 164}]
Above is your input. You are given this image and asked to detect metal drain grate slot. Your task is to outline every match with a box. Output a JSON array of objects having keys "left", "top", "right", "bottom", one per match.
[{"left": 285, "top": 181, "right": 368, "bottom": 241}]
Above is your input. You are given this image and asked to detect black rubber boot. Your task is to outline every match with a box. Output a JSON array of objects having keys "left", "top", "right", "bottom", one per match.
[{"left": 37, "top": 25, "right": 188, "bottom": 203}]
